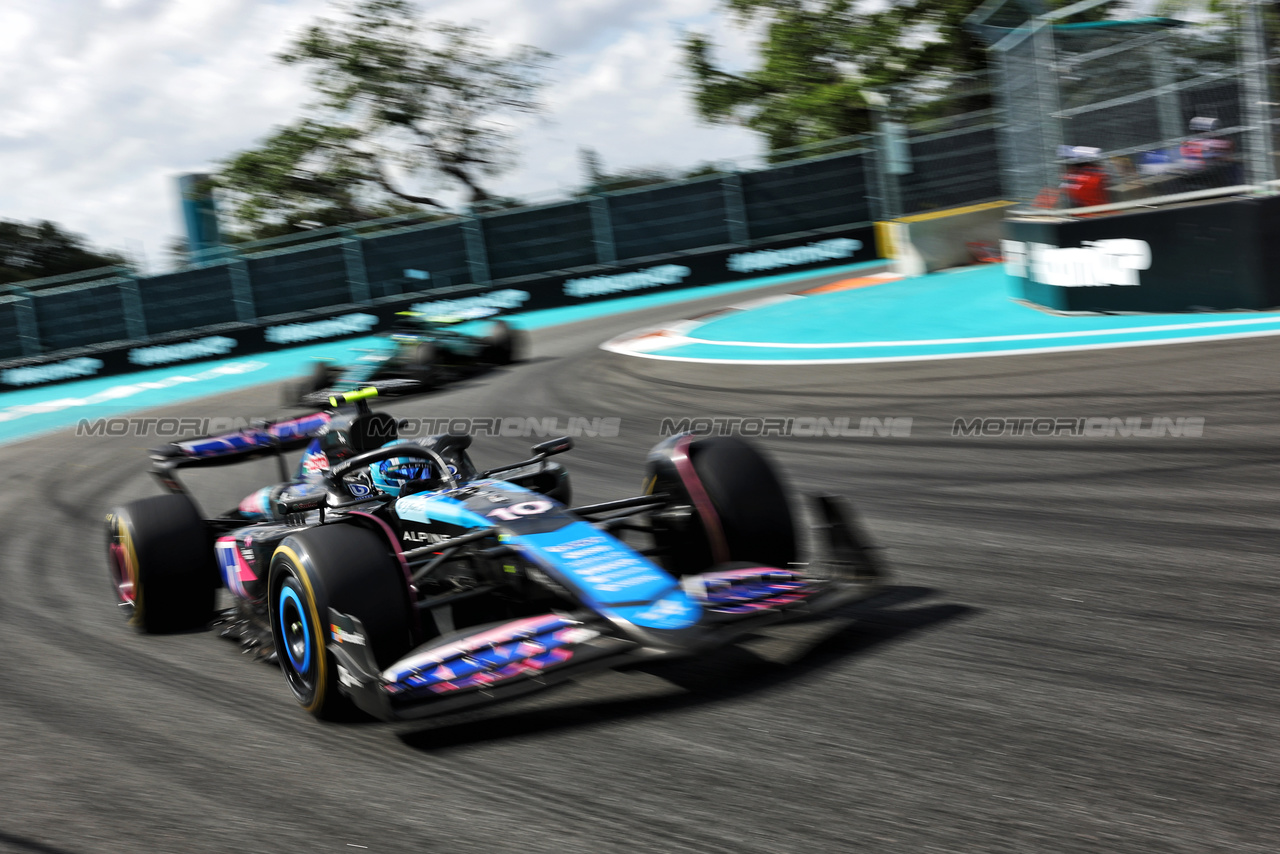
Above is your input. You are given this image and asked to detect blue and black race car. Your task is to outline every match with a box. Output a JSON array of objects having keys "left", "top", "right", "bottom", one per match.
[
  {"left": 106, "top": 389, "right": 886, "bottom": 722},
  {"left": 285, "top": 308, "right": 523, "bottom": 406}
]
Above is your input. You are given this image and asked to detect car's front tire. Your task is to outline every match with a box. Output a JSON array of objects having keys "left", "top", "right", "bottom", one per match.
[
  {"left": 644, "top": 435, "right": 798, "bottom": 576},
  {"left": 268, "top": 524, "right": 413, "bottom": 719}
]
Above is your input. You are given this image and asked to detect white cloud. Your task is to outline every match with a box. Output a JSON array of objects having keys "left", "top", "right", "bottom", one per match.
[{"left": 0, "top": 0, "right": 764, "bottom": 272}]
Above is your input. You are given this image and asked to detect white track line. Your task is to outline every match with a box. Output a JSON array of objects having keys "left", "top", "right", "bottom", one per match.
[
  {"left": 653, "top": 314, "right": 1280, "bottom": 350},
  {"left": 601, "top": 326, "right": 1280, "bottom": 365}
]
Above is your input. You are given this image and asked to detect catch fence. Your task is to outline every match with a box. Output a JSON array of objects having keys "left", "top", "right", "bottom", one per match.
[{"left": 972, "top": 0, "right": 1279, "bottom": 208}]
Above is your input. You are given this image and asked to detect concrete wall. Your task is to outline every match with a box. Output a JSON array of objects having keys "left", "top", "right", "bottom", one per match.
[{"left": 878, "top": 201, "right": 1013, "bottom": 276}]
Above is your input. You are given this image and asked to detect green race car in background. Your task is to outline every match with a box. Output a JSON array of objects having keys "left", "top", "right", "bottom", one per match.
[{"left": 285, "top": 307, "right": 523, "bottom": 406}]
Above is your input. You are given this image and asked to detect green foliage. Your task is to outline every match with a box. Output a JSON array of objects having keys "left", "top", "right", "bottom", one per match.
[
  {"left": 575, "top": 146, "right": 726, "bottom": 194},
  {"left": 0, "top": 220, "right": 127, "bottom": 286},
  {"left": 683, "top": 0, "right": 993, "bottom": 153},
  {"left": 218, "top": 0, "right": 550, "bottom": 240},
  {"left": 218, "top": 120, "right": 414, "bottom": 240}
]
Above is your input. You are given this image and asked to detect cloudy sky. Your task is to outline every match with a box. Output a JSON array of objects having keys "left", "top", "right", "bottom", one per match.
[{"left": 0, "top": 0, "right": 761, "bottom": 272}]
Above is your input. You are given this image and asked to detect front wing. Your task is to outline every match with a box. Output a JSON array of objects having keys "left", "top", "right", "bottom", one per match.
[{"left": 327, "top": 562, "right": 883, "bottom": 722}]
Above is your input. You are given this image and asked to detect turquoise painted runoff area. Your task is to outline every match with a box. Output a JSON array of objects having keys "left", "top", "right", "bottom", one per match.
[
  {"left": 0, "top": 260, "right": 882, "bottom": 445},
  {"left": 0, "top": 337, "right": 378, "bottom": 445},
  {"left": 648, "top": 265, "right": 1280, "bottom": 362}
]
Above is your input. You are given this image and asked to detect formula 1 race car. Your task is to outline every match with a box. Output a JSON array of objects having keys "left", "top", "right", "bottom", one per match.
[
  {"left": 284, "top": 308, "right": 522, "bottom": 406},
  {"left": 106, "top": 389, "right": 885, "bottom": 722}
]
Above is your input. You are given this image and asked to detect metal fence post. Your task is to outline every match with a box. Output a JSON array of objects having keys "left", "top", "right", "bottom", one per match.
[
  {"left": 1149, "top": 41, "right": 1183, "bottom": 152},
  {"left": 118, "top": 274, "right": 148, "bottom": 340},
  {"left": 342, "top": 231, "right": 372, "bottom": 303},
  {"left": 462, "top": 217, "right": 491, "bottom": 285},
  {"left": 1032, "top": 18, "right": 1064, "bottom": 194},
  {"left": 1241, "top": 0, "right": 1277, "bottom": 186},
  {"left": 11, "top": 288, "right": 41, "bottom": 356},
  {"left": 994, "top": 47, "right": 1023, "bottom": 202},
  {"left": 589, "top": 196, "right": 617, "bottom": 265},
  {"left": 987, "top": 26, "right": 1046, "bottom": 204},
  {"left": 721, "top": 172, "right": 750, "bottom": 244},
  {"left": 868, "top": 105, "right": 903, "bottom": 220},
  {"left": 227, "top": 257, "right": 257, "bottom": 323},
  {"left": 864, "top": 146, "right": 886, "bottom": 223}
]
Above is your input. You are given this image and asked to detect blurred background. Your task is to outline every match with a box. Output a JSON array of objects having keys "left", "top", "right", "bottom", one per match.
[{"left": 1, "top": 0, "right": 1278, "bottom": 363}]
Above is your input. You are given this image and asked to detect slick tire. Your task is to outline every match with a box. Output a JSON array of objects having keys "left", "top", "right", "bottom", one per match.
[
  {"left": 106, "top": 494, "right": 218, "bottom": 633},
  {"left": 646, "top": 436, "right": 798, "bottom": 576},
  {"left": 283, "top": 361, "right": 338, "bottom": 406},
  {"left": 406, "top": 341, "right": 439, "bottom": 387},
  {"left": 268, "top": 524, "right": 412, "bottom": 720},
  {"left": 481, "top": 320, "right": 520, "bottom": 365}
]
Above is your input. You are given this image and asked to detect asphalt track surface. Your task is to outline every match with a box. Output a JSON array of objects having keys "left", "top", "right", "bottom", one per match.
[{"left": 2, "top": 268, "right": 1278, "bottom": 853}]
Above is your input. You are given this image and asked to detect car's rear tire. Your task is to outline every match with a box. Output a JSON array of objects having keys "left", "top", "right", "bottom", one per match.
[
  {"left": 481, "top": 320, "right": 519, "bottom": 365},
  {"left": 406, "top": 341, "right": 438, "bottom": 387},
  {"left": 645, "top": 436, "right": 797, "bottom": 576},
  {"left": 268, "top": 524, "right": 413, "bottom": 720},
  {"left": 283, "top": 360, "right": 339, "bottom": 406},
  {"left": 106, "top": 494, "right": 218, "bottom": 633}
]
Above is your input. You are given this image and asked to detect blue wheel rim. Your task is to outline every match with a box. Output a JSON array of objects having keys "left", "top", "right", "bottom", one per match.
[{"left": 278, "top": 585, "right": 312, "bottom": 674}]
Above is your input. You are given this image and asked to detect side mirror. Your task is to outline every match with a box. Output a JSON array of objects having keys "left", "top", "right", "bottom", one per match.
[
  {"left": 276, "top": 488, "right": 327, "bottom": 518},
  {"left": 532, "top": 436, "right": 573, "bottom": 458},
  {"left": 481, "top": 437, "right": 574, "bottom": 479}
]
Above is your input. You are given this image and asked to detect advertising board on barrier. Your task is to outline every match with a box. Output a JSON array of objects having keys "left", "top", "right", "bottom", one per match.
[
  {"left": 410, "top": 289, "right": 531, "bottom": 315},
  {"left": 264, "top": 313, "right": 378, "bottom": 344},
  {"left": 2, "top": 357, "right": 105, "bottom": 387},
  {"left": 564, "top": 265, "right": 691, "bottom": 298},
  {"left": 1006, "top": 195, "right": 1280, "bottom": 312},
  {"left": 1002, "top": 239, "right": 1151, "bottom": 288},
  {"left": 129, "top": 336, "right": 238, "bottom": 366},
  {"left": 546, "top": 226, "right": 875, "bottom": 310},
  {"left": 0, "top": 225, "right": 877, "bottom": 390},
  {"left": 726, "top": 238, "right": 863, "bottom": 274}
]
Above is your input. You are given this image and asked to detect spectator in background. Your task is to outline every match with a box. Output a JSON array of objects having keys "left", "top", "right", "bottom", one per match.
[
  {"left": 1179, "top": 116, "right": 1238, "bottom": 187},
  {"left": 1060, "top": 146, "right": 1110, "bottom": 209},
  {"left": 1137, "top": 148, "right": 1180, "bottom": 176},
  {"left": 1180, "top": 117, "right": 1232, "bottom": 169}
]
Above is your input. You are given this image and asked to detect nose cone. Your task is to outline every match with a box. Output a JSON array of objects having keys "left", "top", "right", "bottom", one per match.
[{"left": 605, "top": 588, "right": 702, "bottom": 632}]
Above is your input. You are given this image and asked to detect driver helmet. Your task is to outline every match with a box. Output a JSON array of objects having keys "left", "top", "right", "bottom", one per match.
[{"left": 370, "top": 439, "right": 439, "bottom": 497}]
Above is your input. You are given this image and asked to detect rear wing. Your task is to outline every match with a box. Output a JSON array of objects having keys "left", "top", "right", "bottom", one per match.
[
  {"left": 396, "top": 306, "right": 501, "bottom": 326},
  {"left": 147, "top": 388, "right": 386, "bottom": 499},
  {"left": 150, "top": 411, "right": 331, "bottom": 472}
]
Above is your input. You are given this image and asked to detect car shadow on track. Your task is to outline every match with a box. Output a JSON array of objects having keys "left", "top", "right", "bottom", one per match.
[
  {"left": 396, "top": 585, "right": 974, "bottom": 752},
  {"left": 0, "top": 828, "right": 83, "bottom": 854}
]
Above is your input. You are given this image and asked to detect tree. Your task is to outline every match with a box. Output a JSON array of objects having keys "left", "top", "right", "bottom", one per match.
[
  {"left": 0, "top": 219, "right": 127, "bottom": 286},
  {"left": 218, "top": 121, "right": 418, "bottom": 240},
  {"left": 682, "top": 0, "right": 992, "bottom": 154},
  {"left": 576, "top": 146, "right": 725, "bottom": 195},
  {"left": 218, "top": 0, "right": 550, "bottom": 239}
]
